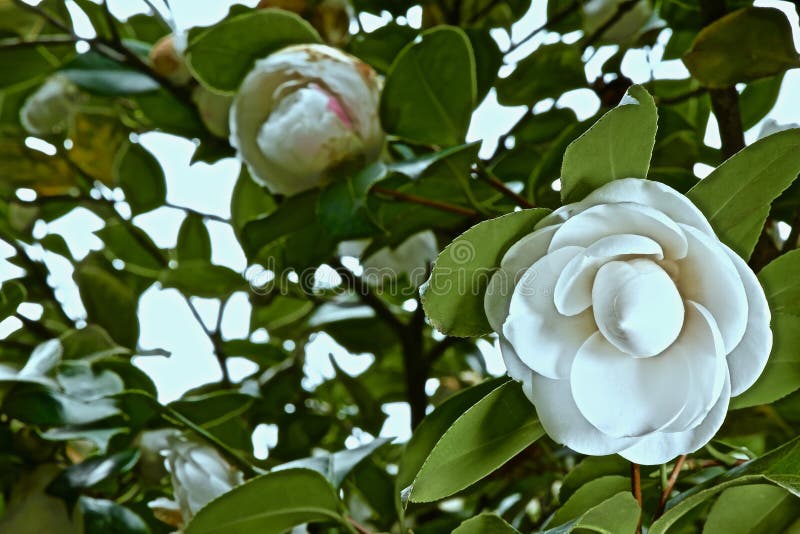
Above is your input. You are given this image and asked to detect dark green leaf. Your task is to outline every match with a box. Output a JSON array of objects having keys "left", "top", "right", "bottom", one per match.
[
  {"left": 347, "top": 23, "right": 417, "bottom": 73},
  {"left": 559, "top": 455, "right": 630, "bottom": 502},
  {"left": 740, "top": 74, "right": 785, "bottom": 131},
  {"left": 176, "top": 213, "right": 212, "bottom": 263},
  {"left": 561, "top": 84, "right": 657, "bottom": 203},
  {"left": 543, "top": 492, "right": 641, "bottom": 534},
  {"left": 758, "top": 249, "right": 800, "bottom": 316},
  {"left": 496, "top": 43, "right": 586, "bottom": 106},
  {"left": 185, "top": 469, "right": 343, "bottom": 534},
  {"left": 230, "top": 166, "right": 276, "bottom": 234},
  {"left": 74, "top": 262, "right": 140, "bottom": 348},
  {"left": 113, "top": 142, "right": 167, "bottom": 215},
  {"left": 276, "top": 438, "right": 391, "bottom": 488},
  {"left": 318, "top": 162, "right": 386, "bottom": 239},
  {"left": 48, "top": 449, "right": 139, "bottom": 497},
  {"left": 381, "top": 26, "right": 476, "bottom": 146},
  {"left": 95, "top": 221, "right": 165, "bottom": 274},
  {"left": 703, "top": 484, "right": 799, "bottom": 534},
  {"left": 186, "top": 9, "right": 321, "bottom": 92},
  {"left": 158, "top": 261, "right": 244, "bottom": 298},
  {"left": 687, "top": 128, "right": 800, "bottom": 259},
  {"left": 453, "top": 513, "right": 520, "bottom": 533},
  {"left": 549, "top": 476, "right": 631, "bottom": 528},
  {"left": 409, "top": 381, "right": 544, "bottom": 502},
  {"left": 61, "top": 52, "right": 159, "bottom": 95},
  {"left": 421, "top": 208, "right": 550, "bottom": 337},
  {"left": 77, "top": 497, "right": 150, "bottom": 534},
  {"left": 0, "top": 280, "right": 25, "bottom": 319},
  {"left": 2, "top": 384, "right": 119, "bottom": 425}
]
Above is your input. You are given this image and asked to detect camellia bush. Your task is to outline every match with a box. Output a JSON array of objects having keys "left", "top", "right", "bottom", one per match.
[{"left": 2, "top": 0, "right": 800, "bottom": 532}]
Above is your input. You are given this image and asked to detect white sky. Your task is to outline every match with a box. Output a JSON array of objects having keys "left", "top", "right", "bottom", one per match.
[{"left": 1, "top": 0, "right": 800, "bottom": 452}]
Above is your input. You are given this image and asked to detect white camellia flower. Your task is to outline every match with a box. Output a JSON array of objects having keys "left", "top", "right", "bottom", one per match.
[
  {"left": 162, "top": 435, "right": 243, "bottom": 523},
  {"left": 484, "top": 178, "right": 772, "bottom": 464},
  {"left": 230, "top": 44, "right": 383, "bottom": 196}
]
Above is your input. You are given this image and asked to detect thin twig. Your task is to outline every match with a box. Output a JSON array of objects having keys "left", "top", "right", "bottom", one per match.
[
  {"left": 165, "top": 202, "right": 231, "bottom": 224},
  {"left": 475, "top": 163, "right": 535, "bottom": 208},
  {"left": 0, "top": 35, "right": 77, "bottom": 49},
  {"left": 631, "top": 462, "right": 643, "bottom": 534},
  {"left": 184, "top": 296, "right": 232, "bottom": 386},
  {"left": 370, "top": 186, "right": 479, "bottom": 218},
  {"left": 346, "top": 517, "right": 372, "bottom": 534},
  {"left": 653, "top": 454, "right": 686, "bottom": 520}
]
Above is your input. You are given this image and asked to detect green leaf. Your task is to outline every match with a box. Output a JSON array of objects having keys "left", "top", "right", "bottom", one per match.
[
  {"left": 347, "top": 23, "right": 417, "bottom": 73},
  {"left": 740, "top": 74, "right": 785, "bottom": 131},
  {"left": 549, "top": 476, "right": 631, "bottom": 528},
  {"left": 158, "top": 261, "right": 244, "bottom": 298},
  {"left": 560, "top": 84, "right": 657, "bottom": 203},
  {"left": 76, "top": 497, "right": 150, "bottom": 534},
  {"left": 651, "top": 435, "right": 800, "bottom": 534},
  {"left": 186, "top": 9, "right": 321, "bottom": 93},
  {"left": 559, "top": 455, "right": 630, "bottom": 502},
  {"left": 687, "top": 128, "right": 800, "bottom": 259},
  {"left": 113, "top": 142, "right": 167, "bottom": 215},
  {"left": 317, "top": 162, "right": 387, "bottom": 240},
  {"left": 276, "top": 438, "right": 391, "bottom": 489},
  {"left": 730, "top": 313, "right": 800, "bottom": 409},
  {"left": 421, "top": 208, "right": 550, "bottom": 337},
  {"left": 95, "top": 221, "right": 165, "bottom": 274},
  {"left": 74, "top": 263, "right": 140, "bottom": 349},
  {"left": 48, "top": 449, "right": 139, "bottom": 497},
  {"left": 453, "top": 513, "right": 520, "bottom": 533},
  {"left": 176, "top": 213, "right": 212, "bottom": 263},
  {"left": 185, "top": 468, "right": 344, "bottom": 534},
  {"left": 543, "top": 492, "right": 641, "bottom": 534},
  {"left": 757, "top": 249, "right": 800, "bottom": 316},
  {"left": 2, "top": 384, "right": 119, "bottom": 425},
  {"left": 0, "top": 280, "right": 26, "bottom": 319},
  {"left": 61, "top": 52, "right": 160, "bottom": 95},
  {"left": 409, "top": 381, "right": 544, "bottom": 502},
  {"left": 380, "top": 26, "right": 476, "bottom": 147},
  {"left": 496, "top": 43, "right": 586, "bottom": 106},
  {"left": 683, "top": 7, "right": 800, "bottom": 88},
  {"left": 703, "top": 484, "right": 799, "bottom": 534},
  {"left": 397, "top": 378, "right": 506, "bottom": 491},
  {"left": 230, "top": 166, "right": 276, "bottom": 234}
]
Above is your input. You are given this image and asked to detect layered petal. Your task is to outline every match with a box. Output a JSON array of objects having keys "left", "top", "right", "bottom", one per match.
[
  {"left": 722, "top": 245, "right": 773, "bottom": 396},
  {"left": 570, "top": 332, "right": 691, "bottom": 438},
  {"left": 503, "top": 247, "right": 597, "bottom": 379},
  {"left": 548, "top": 202, "right": 689, "bottom": 259},
  {"left": 677, "top": 225, "right": 748, "bottom": 352},
  {"left": 529, "top": 374, "right": 637, "bottom": 455},
  {"left": 619, "top": 370, "right": 731, "bottom": 465}
]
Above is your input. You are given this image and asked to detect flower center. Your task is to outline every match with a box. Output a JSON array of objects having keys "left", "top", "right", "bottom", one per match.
[{"left": 591, "top": 258, "right": 685, "bottom": 358}]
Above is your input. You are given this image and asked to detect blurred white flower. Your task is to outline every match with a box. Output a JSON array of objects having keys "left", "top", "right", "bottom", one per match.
[
  {"left": 230, "top": 44, "right": 383, "bottom": 196},
  {"left": 484, "top": 178, "right": 772, "bottom": 464},
  {"left": 162, "top": 435, "right": 243, "bottom": 524},
  {"left": 20, "top": 76, "right": 80, "bottom": 136}
]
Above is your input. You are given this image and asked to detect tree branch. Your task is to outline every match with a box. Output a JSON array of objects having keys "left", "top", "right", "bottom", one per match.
[
  {"left": 370, "top": 186, "right": 480, "bottom": 218},
  {"left": 475, "top": 163, "right": 535, "bottom": 209}
]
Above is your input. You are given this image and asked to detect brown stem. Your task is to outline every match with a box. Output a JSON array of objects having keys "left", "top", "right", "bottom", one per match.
[
  {"left": 709, "top": 88, "right": 745, "bottom": 159},
  {"left": 346, "top": 517, "right": 372, "bottom": 534},
  {"left": 631, "top": 462, "right": 643, "bottom": 534},
  {"left": 475, "top": 164, "right": 535, "bottom": 209},
  {"left": 653, "top": 454, "right": 686, "bottom": 520},
  {"left": 370, "top": 186, "right": 480, "bottom": 218}
]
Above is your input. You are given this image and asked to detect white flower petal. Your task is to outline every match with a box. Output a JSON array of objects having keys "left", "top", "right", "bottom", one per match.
[
  {"left": 554, "top": 234, "right": 664, "bottom": 316},
  {"left": 660, "top": 301, "right": 727, "bottom": 433},
  {"left": 619, "top": 369, "right": 731, "bottom": 465},
  {"left": 581, "top": 178, "right": 715, "bottom": 235},
  {"left": 503, "top": 247, "right": 597, "bottom": 379},
  {"left": 592, "top": 259, "right": 684, "bottom": 357},
  {"left": 499, "top": 339, "right": 534, "bottom": 386},
  {"left": 677, "top": 224, "right": 748, "bottom": 353},
  {"left": 484, "top": 225, "right": 560, "bottom": 332},
  {"left": 529, "top": 374, "right": 636, "bottom": 455},
  {"left": 721, "top": 245, "right": 773, "bottom": 396},
  {"left": 571, "top": 332, "right": 691, "bottom": 438},
  {"left": 548, "top": 202, "right": 689, "bottom": 259}
]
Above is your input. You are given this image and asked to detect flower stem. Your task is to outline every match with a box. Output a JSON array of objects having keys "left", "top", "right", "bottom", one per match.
[
  {"left": 653, "top": 454, "right": 686, "bottom": 521},
  {"left": 630, "top": 462, "right": 642, "bottom": 534}
]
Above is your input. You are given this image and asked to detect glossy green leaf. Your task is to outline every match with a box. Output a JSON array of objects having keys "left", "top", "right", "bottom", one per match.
[
  {"left": 453, "top": 513, "right": 520, "bottom": 533},
  {"left": 730, "top": 313, "right": 800, "bottom": 409},
  {"left": 740, "top": 74, "right": 785, "bottom": 131},
  {"left": 186, "top": 9, "right": 321, "bottom": 92},
  {"left": 560, "top": 84, "right": 657, "bottom": 203},
  {"left": 95, "top": 221, "right": 165, "bottom": 273},
  {"left": 758, "top": 249, "right": 800, "bottom": 316},
  {"left": 317, "top": 162, "right": 386, "bottom": 240},
  {"left": 397, "top": 378, "right": 507, "bottom": 491},
  {"left": 74, "top": 263, "right": 140, "bottom": 348},
  {"left": 158, "top": 261, "right": 245, "bottom": 298},
  {"left": 76, "top": 497, "right": 150, "bottom": 534},
  {"left": 176, "top": 213, "right": 212, "bottom": 263},
  {"left": 543, "top": 492, "right": 641, "bottom": 534},
  {"left": 549, "top": 476, "right": 631, "bottom": 528},
  {"left": 683, "top": 7, "right": 800, "bottom": 88},
  {"left": 409, "top": 381, "right": 544, "bottom": 502},
  {"left": 185, "top": 469, "right": 344, "bottom": 534},
  {"left": 48, "top": 449, "right": 139, "bottom": 497},
  {"left": 2, "top": 384, "right": 119, "bottom": 426},
  {"left": 113, "top": 142, "right": 167, "bottom": 215},
  {"left": 559, "top": 455, "right": 630, "bottom": 502},
  {"left": 380, "top": 26, "right": 476, "bottom": 146},
  {"left": 421, "top": 208, "right": 550, "bottom": 337},
  {"left": 61, "top": 52, "right": 159, "bottom": 95},
  {"left": 651, "top": 435, "right": 800, "bottom": 534},
  {"left": 496, "top": 43, "right": 586, "bottom": 106},
  {"left": 703, "top": 484, "right": 799, "bottom": 534},
  {"left": 687, "top": 128, "right": 800, "bottom": 259},
  {"left": 230, "top": 166, "right": 276, "bottom": 234}
]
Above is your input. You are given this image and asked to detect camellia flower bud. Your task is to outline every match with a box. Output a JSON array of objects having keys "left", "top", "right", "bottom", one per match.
[
  {"left": 582, "top": 0, "right": 654, "bottom": 44},
  {"left": 20, "top": 76, "right": 80, "bottom": 136},
  {"left": 229, "top": 44, "right": 383, "bottom": 196},
  {"left": 149, "top": 34, "right": 192, "bottom": 86},
  {"left": 163, "top": 436, "right": 243, "bottom": 523}
]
